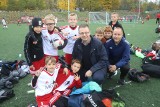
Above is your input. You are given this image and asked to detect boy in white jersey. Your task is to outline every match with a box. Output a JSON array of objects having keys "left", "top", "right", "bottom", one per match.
[
  {"left": 62, "top": 13, "right": 80, "bottom": 66},
  {"left": 1, "top": 18, "right": 8, "bottom": 29},
  {"left": 42, "top": 14, "right": 67, "bottom": 62},
  {"left": 32, "top": 56, "right": 58, "bottom": 107}
]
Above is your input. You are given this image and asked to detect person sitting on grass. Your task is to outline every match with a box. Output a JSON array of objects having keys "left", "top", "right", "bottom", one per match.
[
  {"left": 32, "top": 56, "right": 82, "bottom": 107},
  {"left": 104, "top": 27, "right": 130, "bottom": 85}
]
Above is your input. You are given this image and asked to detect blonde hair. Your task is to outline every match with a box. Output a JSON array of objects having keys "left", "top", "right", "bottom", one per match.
[
  {"left": 44, "top": 14, "right": 56, "bottom": 21},
  {"left": 95, "top": 27, "right": 104, "bottom": 34},
  {"left": 104, "top": 25, "right": 113, "bottom": 33},
  {"left": 68, "top": 13, "right": 78, "bottom": 19},
  {"left": 111, "top": 12, "right": 119, "bottom": 17},
  {"left": 45, "top": 56, "right": 56, "bottom": 65}
]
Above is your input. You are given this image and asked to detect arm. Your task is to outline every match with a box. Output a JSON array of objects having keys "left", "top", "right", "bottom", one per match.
[
  {"left": 31, "top": 76, "right": 38, "bottom": 88},
  {"left": 115, "top": 43, "right": 130, "bottom": 68},
  {"left": 74, "top": 79, "right": 82, "bottom": 89},
  {"left": 24, "top": 34, "right": 32, "bottom": 66},
  {"left": 90, "top": 43, "right": 109, "bottom": 73}
]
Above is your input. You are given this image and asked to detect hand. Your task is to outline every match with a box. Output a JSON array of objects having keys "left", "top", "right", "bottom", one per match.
[
  {"left": 54, "top": 28, "right": 59, "bottom": 33},
  {"left": 29, "top": 65, "right": 35, "bottom": 70},
  {"left": 35, "top": 69, "right": 41, "bottom": 77},
  {"left": 74, "top": 73, "right": 80, "bottom": 81},
  {"left": 85, "top": 70, "right": 92, "bottom": 77},
  {"left": 72, "top": 35, "right": 80, "bottom": 40},
  {"left": 33, "top": 41, "right": 38, "bottom": 44},
  {"left": 63, "top": 67, "right": 69, "bottom": 75},
  {"left": 62, "top": 31, "right": 69, "bottom": 36},
  {"left": 109, "top": 65, "right": 117, "bottom": 72}
]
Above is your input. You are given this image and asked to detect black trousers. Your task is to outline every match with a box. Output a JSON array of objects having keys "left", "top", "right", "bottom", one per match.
[{"left": 156, "top": 18, "right": 159, "bottom": 24}]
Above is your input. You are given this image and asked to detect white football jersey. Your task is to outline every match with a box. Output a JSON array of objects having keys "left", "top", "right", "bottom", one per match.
[
  {"left": 42, "top": 30, "right": 63, "bottom": 56},
  {"left": 62, "top": 26, "right": 79, "bottom": 54},
  {"left": 35, "top": 64, "right": 60, "bottom": 96}
]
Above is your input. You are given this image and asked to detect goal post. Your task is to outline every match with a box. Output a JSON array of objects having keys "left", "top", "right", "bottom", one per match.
[{"left": 89, "top": 12, "right": 110, "bottom": 25}]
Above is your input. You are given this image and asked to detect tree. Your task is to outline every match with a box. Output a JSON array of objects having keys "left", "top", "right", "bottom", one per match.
[{"left": 57, "top": 0, "right": 76, "bottom": 11}]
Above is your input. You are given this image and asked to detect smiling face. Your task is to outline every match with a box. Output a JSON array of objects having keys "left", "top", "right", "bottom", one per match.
[
  {"left": 68, "top": 13, "right": 78, "bottom": 27},
  {"left": 45, "top": 19, "right": 55, "bottom": 31},
  {"left": 95, "top": 33, "right": 104, "bottom": 41},
  {"left": 45, "top": 60, "right": 56, "bottom": 73},
  {"left": 112, "top": 27, "right": 123, "bottom": 44},
  {"left": 71, "top": 62, "right": 81, "bottom": 74},
  {"left": 111, "top": 13, "right": 119, "bottom": 23},
  {"left": 33, "top": 26, "right": 42, "bottom": 34},
  {"left": 79, "top": 26, "right": 91, "bottom": 43},
  {"left": 45, "top": 56, "right": 56, "bottom": 73}
]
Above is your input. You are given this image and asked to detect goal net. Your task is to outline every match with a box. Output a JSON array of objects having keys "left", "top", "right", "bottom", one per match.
[{"left": 89, "top": 12, "right": 110, "bottom": 25}]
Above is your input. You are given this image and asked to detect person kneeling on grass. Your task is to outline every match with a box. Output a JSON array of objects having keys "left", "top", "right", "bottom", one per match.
[
  {"left": 31, "top": 56, "right": 82, "bottom": 107},
  {"left": 104, "top": 27, "right": 130, "bottom": 85}
]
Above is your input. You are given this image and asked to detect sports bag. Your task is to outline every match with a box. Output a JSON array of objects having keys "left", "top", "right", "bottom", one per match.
[
  {"left": 0, "top": 89, "right": 15, "bottom": 102},
  {"left": 141, "top": 64, "right": 160, "bottom": 78},
  {"left": 128, "top": 69, "right": 150, "bottom": 82},
  {"left": 83, "top": 89, "right": 125, "bottom": 107}
]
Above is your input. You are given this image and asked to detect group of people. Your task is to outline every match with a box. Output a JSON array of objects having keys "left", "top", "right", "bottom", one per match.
[{"left": 24, "top": 12, "right": 130, "bottom": 107}]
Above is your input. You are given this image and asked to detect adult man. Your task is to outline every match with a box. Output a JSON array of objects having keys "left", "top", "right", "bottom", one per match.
[
  {"left": 72, "top": 24, "right": 108, "bottom": 85},
  {"left": 104, "top": 27, "right": 130, "bottom": 85}
]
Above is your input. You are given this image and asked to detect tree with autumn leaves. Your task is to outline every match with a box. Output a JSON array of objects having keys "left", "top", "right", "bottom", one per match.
[{"left": 0, "top": 0, "right": 159, "bottom": 12}]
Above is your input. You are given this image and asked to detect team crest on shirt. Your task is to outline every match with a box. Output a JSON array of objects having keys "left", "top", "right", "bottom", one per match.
[{"left": 109, "top": 47, "right": 113, "bottom": 49}]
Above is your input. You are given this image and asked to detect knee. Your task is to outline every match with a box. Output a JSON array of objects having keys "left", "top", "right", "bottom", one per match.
[{"left": 92, "top": 72, "right": 106, "bottom": 84}]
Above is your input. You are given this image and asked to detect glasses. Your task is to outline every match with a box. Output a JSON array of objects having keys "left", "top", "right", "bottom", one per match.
[
  {"left": 79, "top": 32, "right": 90, "bottom": 35},
  {"left": 46, "top": 23, "right": 55, "bottom": 26}
]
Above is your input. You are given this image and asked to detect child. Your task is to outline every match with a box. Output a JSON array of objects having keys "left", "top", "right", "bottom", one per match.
[
  {"left": 42, "top": 14, "right": 67, "bottom": 62},
  {"left": 62, "top": 13, "right": 80, "bottom": 66},
  {"left": 53, "top": 59, "right": 82, "bottom": 106},
  {"left": 103, "top": 25, "right": 113, "bottom": 43},
  {"left": 31, "top": 56, "right": 58, "bottom": 107},
  {"left": 109, "top": 12, "right": 125, "bottom": 38},
  {"left": 94, "top": 27, "right": 105, "bottom": 43},
  {"left": 1, "top": 18, "right": 8, "bottom": 29},
  {"left": 32, "top": 57, "right": 82, "bottom": 107},
  {"left": 24, "top": 17, "right": 45, "bottom": 75}
]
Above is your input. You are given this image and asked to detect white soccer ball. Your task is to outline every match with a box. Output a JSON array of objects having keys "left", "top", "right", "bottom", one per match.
[{"left": 53, "top": 39, "right": 64, "bottom": 48}]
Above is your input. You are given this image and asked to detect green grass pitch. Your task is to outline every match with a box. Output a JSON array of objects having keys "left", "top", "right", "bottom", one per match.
[{"left": 0, "top": 20, "right": 160, "bottom": 107}]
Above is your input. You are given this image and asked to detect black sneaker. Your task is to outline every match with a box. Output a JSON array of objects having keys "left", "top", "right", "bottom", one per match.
[{"left": 117, "top": 79, "right": 126, "bottom": 85}]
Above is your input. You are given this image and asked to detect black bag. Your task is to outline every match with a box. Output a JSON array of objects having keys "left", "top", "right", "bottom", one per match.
[
  {"left": 142, "top": 64, "right": 160, "bottom": 78},
  {"left": 1, "top": 60, "right": 18, "bottom": 76},
  {"left": 0, "top": 89, "right": 15, "bottom": 102},
  {"left": 155, "top": 27, "right": 160, "bottom": 33},
  {"left": 128, "top": 69, "right": 150, "bottom": 82},
  {"left": 83, "top": 89, "right": 125, "bottom": 107}
]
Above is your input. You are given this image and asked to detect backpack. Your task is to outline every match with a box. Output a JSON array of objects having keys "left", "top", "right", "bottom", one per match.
[
  {"left": 128, "top": 69, "right": 150, "bottom": 82},
  {"left": 83, "top": 89, "right": 125, "bottom": 107}
]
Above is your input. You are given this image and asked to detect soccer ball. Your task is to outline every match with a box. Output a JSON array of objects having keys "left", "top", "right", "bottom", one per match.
[{"left": 53, "top": 39, "right": 64, "bottom": 48}]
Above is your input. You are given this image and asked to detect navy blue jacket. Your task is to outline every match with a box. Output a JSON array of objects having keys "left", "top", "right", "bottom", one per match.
[
  {"left": 104, "top": 38, "right": 130, "bottom": 68},
  {"left": 72, "top": 36, "right": 109, "bottom": 73}
]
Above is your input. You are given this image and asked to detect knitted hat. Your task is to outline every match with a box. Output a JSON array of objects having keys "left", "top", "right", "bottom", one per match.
[{"left": 32, "top": 18, "right": 43, "bottom": 28}]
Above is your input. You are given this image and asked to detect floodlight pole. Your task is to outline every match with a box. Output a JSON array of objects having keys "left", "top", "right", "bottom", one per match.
[
  {"left": 68, "top": 0, "right": 70, "bottom": 18},
  {"left": 138, "top": 0, "right": 141, "bottom": 19}
]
